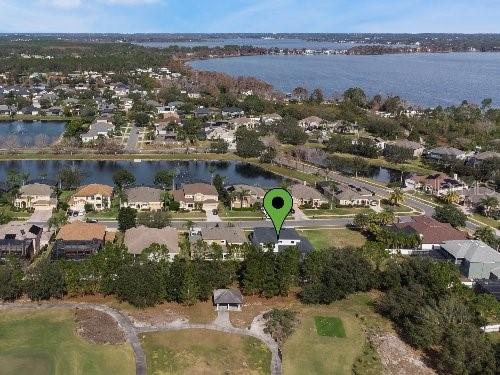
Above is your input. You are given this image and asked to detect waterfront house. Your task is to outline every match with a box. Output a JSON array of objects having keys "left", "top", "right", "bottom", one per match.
[
  {"left": 69, "top": 184, "right": 113, "bottom": 213},
  {"left": 387, "top": 140, "right": 425, "bottom": 157},
  {"left": 251, "top": 227, "right": 314, "bottom": 256},
  {"left": 460, "top": 186, "right": 500, "bottom": 211},
  {"left": 81, "top": 121, "right": 114, "bottom": 143},
  {"left": 227, "top": 184, "right": 266, "bottom": 209},
  {"left": 122, "top": 186, "right": 164, "bottom": 211},
  {"left": 124, "top": 225, "right": 179, "bottom": 257},
  {"left": 425, "top": 146, "right": 468, "bottom": 161},
  {"left": 405, "top": 173, "right": 467, "bottom": 196},
  {"left": 0, "top": 222, "right": 43, "bottom": 259},
  {"left": 440, "top": 240, "right": 500, "bottom": 280},
  {"left": 289, "top": 184, "right": 328, "bottom": 208},
  {"left": 333, "top": 185, "right": 379, "bottom": 207},
  {"left": 14, "top": 183, "right": 57, "bottom": 210},
  {"left": 172, "top": 183, "right": 219, "bottom": 212},
  {"left": 206, "top": 128, "right": 236, "bottom": 150}
]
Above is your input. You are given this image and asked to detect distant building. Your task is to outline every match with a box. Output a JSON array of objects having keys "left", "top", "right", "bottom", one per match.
[
  {"left": 425, "top": 146, "right": 468, "bottom": 161},
  {"left": 387, "top": 140, "right": 425, "bottom": 157},
  {"left": 289, "top": 184, "right": 328, "bottom": 208},
  {"left": 221, "top": 107, "right": 244, "bottom": 118},
  {"left": 81, "top": 121, "right": 114, "bottom": 143},
  {"left": 298, "top": 116, "right": 324, "bottom": 130},
  {"left": 190, "top": 227, "right": 248, "bottom": 247},
  {"left": 333, "top": 185, "right": 379, "bottom": 207},
  {"left": 405, "top": 173, "right": 467, "bottom": 196}
]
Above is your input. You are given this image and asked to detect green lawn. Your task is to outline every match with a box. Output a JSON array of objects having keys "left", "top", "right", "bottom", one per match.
[
  {"left": 170, "top": 211, "right": 206, "bottom": 220},
  {"left": 0, "top": 205, "right": 32, "bottom": 219},
  {"left": 303, "top": 207, "right": 372, "bottom": 217},
  {"left": 218, "top": 206, "right": 264, "bottom": 219},
  {"left": 381, "top": 203, "right": 415, "bottom": 213},
  {"left": 283, "top": 293, "right": 388, "bottom": 375},
  {"left": 314, "top": 316, "right": 347, "bottom": 338},
  {"left": 471, "top": 214, "right": 500, "bottom": 229},
  {"left": 299, "top": 228, "right": 367, "bottom": 249},
  {"left": 0, "top": 309, "right": 135, "bottom": 375},
  {"left": 58, "top": 190, "right": 75, "bottom": 204},
  {"left": 141, "top": 329, "right": 271, "bottom": 375}
]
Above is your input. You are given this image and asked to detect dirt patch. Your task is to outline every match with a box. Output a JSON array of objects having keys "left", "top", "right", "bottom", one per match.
[
  {"left": 371, "top": 333, "right": 436, "bottom": 375},
  {"left": 74, "top": 308, "right": 125, "bottom": 344},
  {"left": 230, "top": 294, "right": 301, "bottom": 328}
]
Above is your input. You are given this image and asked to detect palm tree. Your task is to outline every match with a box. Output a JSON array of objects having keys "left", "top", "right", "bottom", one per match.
[
  {"left": 442, "top": 190, "right": 460, "bottom": 205},
  {"left": 474, "top": 226, "right": 496, "bottom": 247},
  {"left": 236, "top": 188, "right": 250, "bottom": 209},
  {"left": 378, "top": 210, "right": 395, "bottom": 226},
  {"left": 480, "top": 196, "right": 499, "bottom": 217},
  {"left": 389, "top": 188, "right": 405, "bottom": 206},
  {"left": 208, "top": 165, "right": 216, "bottom": 182},
  {"left": 184, "top": 220, "right": 194, "bottom": 232}
]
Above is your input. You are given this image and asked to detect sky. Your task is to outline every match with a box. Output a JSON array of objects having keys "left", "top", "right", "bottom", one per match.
[{"left": 0, "top": 0, "right": 499, "bottom": 33}]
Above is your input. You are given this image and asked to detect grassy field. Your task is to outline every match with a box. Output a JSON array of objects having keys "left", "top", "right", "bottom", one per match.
[
  {"left": 299, "top": 228, "right": 367, "bottom": 249},
  {"left": 170, "top": 211, "right": 206, "bottom": 220},
  {"left": 0, "top": 309, "right": 135, "bottom": 375},
  {"left": 283, "top": 293, "right": 388, "bottom": 375},
  {"left": 303, "top": 207, "right": 372, "bottom": 217},
  {"left": 471, "top": 214, "right": 500, "bottom": 229},
  {"left": 141, "top": 329, "right": 271, "bottom": 375},
  {"left": 314, "top": 316, "right": 347, "bottom": 338}
]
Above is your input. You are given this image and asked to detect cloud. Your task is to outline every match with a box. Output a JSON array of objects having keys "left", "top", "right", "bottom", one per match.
[
  {"left": 39, "top": 0, "right": 82, "bottom": 9},
  {"left": 101, "top": 0, "right": 162, "bottom": 4}
]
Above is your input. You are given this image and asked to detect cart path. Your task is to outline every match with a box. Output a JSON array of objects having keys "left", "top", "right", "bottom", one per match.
[{"left": 0, "top": 302, "right": 282, "bottom": 375}]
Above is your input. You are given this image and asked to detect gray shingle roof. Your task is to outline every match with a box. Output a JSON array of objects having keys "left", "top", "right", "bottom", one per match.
[
  {"left": 125, "top": 186, "right": 163, "bottom": 203},
  {"left": 213, "top": 289, "right": 243, "bottom": 304},
  {"left": 442, "top": 240, "right": 500, "bottom": 263}
]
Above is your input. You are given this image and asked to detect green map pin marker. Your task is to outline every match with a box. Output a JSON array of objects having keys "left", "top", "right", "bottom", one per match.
[{"left": 263, "top": 188, "right": 293, "bottom": 239}]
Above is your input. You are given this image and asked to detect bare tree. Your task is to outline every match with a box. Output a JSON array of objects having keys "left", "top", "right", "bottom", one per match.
[
  {"left": 2, "top": 135, "right": 20, "bottom": 153},
  {"left": 34, "top": 134, "right": 50, "bottom": 149}
]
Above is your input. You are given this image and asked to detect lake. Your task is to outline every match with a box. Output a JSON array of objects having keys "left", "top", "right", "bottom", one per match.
[
  {"left": 190, "top": 53, "right": 500, "bottom": 107},
  {"left": 0, "top": 121, "right": 66, "bottom": 148},
  {"left": 138, "top": 38, "right": 359, "bottom": 50},
  {"left": 0, "top": 160, "right": 283, "bottom": 188},
  {"left": 0, "top": 159, "right": 404, "bottom": 186}
]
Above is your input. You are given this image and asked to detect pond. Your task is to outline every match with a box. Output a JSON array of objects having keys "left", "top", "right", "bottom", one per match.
[
  {"left": 0, "top": 160, "right": 284, "bottom": 188},
  {"left": 0, "top": 121, "right": 66, "bottom": 148}
]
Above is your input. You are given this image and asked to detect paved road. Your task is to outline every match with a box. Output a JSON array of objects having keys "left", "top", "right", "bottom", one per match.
[{"left": 125, "top": 125, "right": 140, "bottom": 152}]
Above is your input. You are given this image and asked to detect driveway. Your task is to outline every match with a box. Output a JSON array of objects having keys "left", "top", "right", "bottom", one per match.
[
  {"left": 125, "top": 125, "right": 140, "bottom": 152},
  {"left": 27, "top": 209, "right": 52, "bottom": 225},
  {"left": 206, "top": 209, "right": 222, "bottom": 223}
]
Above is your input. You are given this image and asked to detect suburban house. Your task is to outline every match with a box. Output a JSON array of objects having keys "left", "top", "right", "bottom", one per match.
[
  {"left": 289, "top": 184, "right": 328, "bottom": 208},
  {"left": 122, "top": 186, "right": 164, "bottom": 211},
  {"left": 0, "top": 222, "right": 43, "bottom": 259},
  {"left": 405, "top": 173, "right": 467, "bottom": 196},
  {"left": 124, "top": 226, "right": 179, "bottom": 258},
  {"left": 69, "top": 184, "right": 113, "bottom": 213},
  {"left": 190, "top": 227, "right": 248, "bottom": 247},
  {"left": 440, "top": 240, "right": 500, "bottom": 280},
  {"left": 468, "top": 151, "right": 500, "bottom": 166},
  {"left": 251, "top": 227, "right": 314, "bottom": 256},
  {"left": 387, "top": 140, "right": 425, "bottom": 157},
  {"left": 227, "top": 184, "right": 266, "bottom": 209},
  {"left": 392, "top": 216, "right": 467, "bottom": 252},
  {"left": 52, "top": 221, "right": 109, "bottom": 260},
  {"left": 260, "top": 113, "right": 282, "bottom": 125},
  {"left": 221, "top": 107, "right": 244, "bottom": 118},
  {"left": 81, "top": 119, "right": 114, "bottom": 143},
  {"left": 213, "top": 289, "right": 243, "bottom": 311},
  {"left": 229, "top": 117, "right": 259, "bottom": 129},
  {"left": 333, "top": 185, "right": 379, "bottom": 207},
  {"left": 425, "top": 146, "right": 468, "bottom": 161},
  {"left": 460, "top": 186, "right": 500, "bottom": 210},
  {"left": 298, "top": 116, "right": 324, "bottom": 130},
  {"left": 14, "top": 183, "right": 57, "bottom": 210},
  {"left": 172, "top": 183, "right": 219, "bottom": 211},
  {"left": 206, "top": 128, "right": 236, "bottom": 150},
  {"left": 331, "top": 121, "right": 360, "bottom": 135}
]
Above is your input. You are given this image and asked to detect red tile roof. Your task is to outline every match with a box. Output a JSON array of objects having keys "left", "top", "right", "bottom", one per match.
[{"left": 394, "top": 216, "right": 467, "bottom": 244}]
